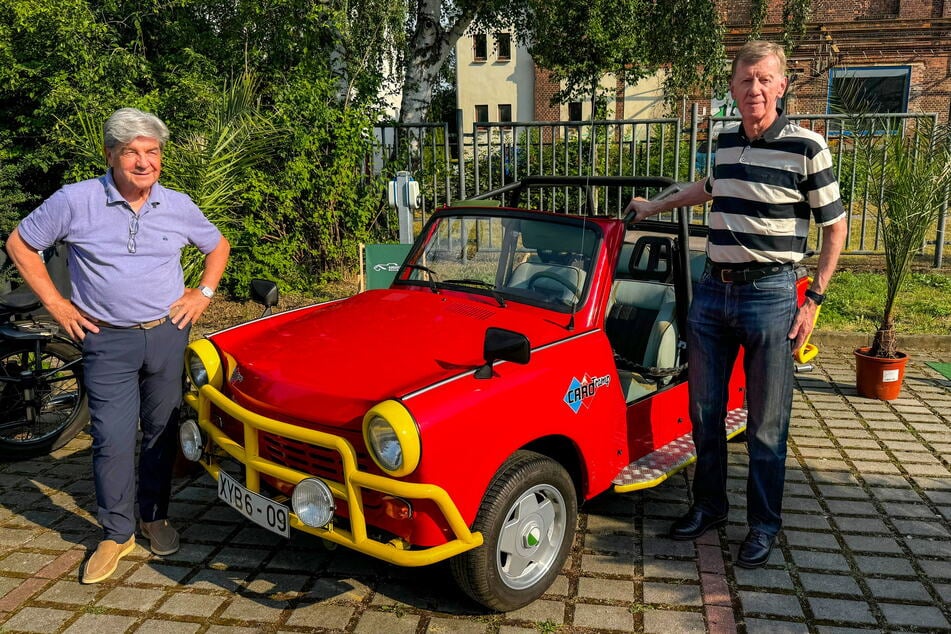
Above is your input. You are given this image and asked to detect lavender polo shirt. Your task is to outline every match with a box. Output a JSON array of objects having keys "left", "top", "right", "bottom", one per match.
[{"left": 17, "top": 170, "right": 222, "bottom": 326}]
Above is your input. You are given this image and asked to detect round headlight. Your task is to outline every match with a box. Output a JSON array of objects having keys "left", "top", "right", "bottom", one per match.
[
  {"left": 362, "top": 400, "right": 421, "bottom": 477},
  {"left": 179, "top": 419, "right": 203, "bottom": 462},
  {"left": 292, "top": 478, "right": 335, "bottom": 528},
  {"left": 187, "top": 351, "right": 209, "bottom": 387},
  {"left": 366, "top": 417, "right": 402, "bottom": 471},
  {"left": 185, "top": 340, "right": 224, "bottom": 389}
]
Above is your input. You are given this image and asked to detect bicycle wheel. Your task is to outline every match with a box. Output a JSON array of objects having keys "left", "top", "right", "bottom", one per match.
[{"left": 0, "top": 339, "right": 89, "bottom": 460}]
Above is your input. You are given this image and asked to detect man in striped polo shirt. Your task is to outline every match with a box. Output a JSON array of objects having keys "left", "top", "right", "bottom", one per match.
[{"left": 625, "top": 40, "right": 847, "bottom": 568}]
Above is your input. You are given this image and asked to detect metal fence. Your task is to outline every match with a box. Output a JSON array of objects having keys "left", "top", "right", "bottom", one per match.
[{"left": 374, "top": 107, "right": 949, "bottom": 267}]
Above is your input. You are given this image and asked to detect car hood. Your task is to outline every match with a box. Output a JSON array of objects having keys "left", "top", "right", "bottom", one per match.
[{"left": 209, "top": 288, "right": 573, "bottom": 427}]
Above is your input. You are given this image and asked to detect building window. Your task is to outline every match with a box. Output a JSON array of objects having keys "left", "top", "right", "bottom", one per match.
[
  {"left": 496, "top": 32, "right": 512, "bottom": 61},
  {"left": 568, "top": 102, "right": 583, "bottom": 122},
  {"left": 828, "top": 67, "right": 910, "bottom": 114},
  {"left": 473, "top": 34, "right": 487, "bottom": 62},
  {"left": 498, "top": 104, "right": 512, "bottom": 123},
  {"left": 475, "top": 104, "right": 489, "bottom": 130}
]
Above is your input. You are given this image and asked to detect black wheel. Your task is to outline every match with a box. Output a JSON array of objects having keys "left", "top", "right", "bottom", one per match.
[
  {"left": 0, "top": 340, "right": 88, "bottom": 460},
  {"left": 528, "top": 271, "right": 581, "bottom": 301},
  {"left": 450, "top": 451, "right": 577, "bottom": 612}
]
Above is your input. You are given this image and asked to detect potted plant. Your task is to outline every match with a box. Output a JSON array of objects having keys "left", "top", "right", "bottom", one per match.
[{"left": 848, "top": 117, "right": 951, "bottom": 399}]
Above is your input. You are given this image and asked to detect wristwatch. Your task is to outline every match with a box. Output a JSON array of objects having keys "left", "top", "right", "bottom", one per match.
[
  {"left": 804, "top": 288, "right": 825, "bottom": 305},
  {"left": 198, "top": 285, "right": 215, "bottom": 299}
]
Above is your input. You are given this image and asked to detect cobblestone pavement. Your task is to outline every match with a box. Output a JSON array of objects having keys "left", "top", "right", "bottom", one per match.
[{"left": 1, "top": 345, "right": 949, "bottom": 634}]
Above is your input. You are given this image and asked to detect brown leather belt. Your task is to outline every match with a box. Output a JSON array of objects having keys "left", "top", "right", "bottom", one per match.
[
  {"left": 707, "top": 261, "right": 793, "bottom": 284},
  {"left": 87, "top": 315, "right": 169, "bottom": 330}
]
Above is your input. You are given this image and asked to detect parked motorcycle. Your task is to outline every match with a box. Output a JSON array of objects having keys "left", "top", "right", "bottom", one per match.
[{"left": 0, "top": 242, "right": 88, "bottom": 460}]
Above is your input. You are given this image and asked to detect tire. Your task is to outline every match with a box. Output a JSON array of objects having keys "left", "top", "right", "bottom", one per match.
[
  {"left": 450, "top": 450, "right": 578, "bottom": 612},
  {"left": 0, "top": 340, "right": 88, "bottom": 460}
]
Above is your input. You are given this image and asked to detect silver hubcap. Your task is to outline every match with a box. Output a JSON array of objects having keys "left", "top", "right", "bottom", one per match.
[{"left": 496, "top": 484, "right": 567, "bottom": 590}]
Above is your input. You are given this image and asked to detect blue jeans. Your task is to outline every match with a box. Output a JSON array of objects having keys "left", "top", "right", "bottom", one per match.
[{"left": 686, "top": 267, "right": 798, "bottom": 537}]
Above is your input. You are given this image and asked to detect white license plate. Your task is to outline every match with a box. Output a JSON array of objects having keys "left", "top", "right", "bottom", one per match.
[{"left": 217, "top": 471, "right": 290, "bottom": 538}]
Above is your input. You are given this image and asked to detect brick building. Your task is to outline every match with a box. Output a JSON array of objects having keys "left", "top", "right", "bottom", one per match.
[
  {"left": 717, "top": 0, "right": 951, "bottom": 123},
  {"left": 456, "top": 1, "right": 951, "bottom": 126}
]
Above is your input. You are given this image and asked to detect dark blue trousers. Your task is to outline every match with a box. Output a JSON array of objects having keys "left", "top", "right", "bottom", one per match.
[{"left": 82, "top": 320, "right": 189, "bottom": 542}]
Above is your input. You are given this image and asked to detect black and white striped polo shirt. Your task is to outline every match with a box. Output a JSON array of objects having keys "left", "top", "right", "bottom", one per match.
[{"left": 704, "top": 110, "right": 845, "bottom": 264}]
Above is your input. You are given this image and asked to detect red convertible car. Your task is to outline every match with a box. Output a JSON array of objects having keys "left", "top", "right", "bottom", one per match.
[{"left": 180, "top": 176, "right": 818, "bottom": 611}]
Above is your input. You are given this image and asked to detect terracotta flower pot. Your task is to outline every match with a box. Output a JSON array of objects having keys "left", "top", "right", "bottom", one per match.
[{"left": 854, "top": 346, "right": 909, "bottom": 400}]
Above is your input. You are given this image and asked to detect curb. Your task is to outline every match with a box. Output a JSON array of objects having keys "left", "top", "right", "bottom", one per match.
[{"left": 811, "top": 330, "right": 951, "bottom": 352}]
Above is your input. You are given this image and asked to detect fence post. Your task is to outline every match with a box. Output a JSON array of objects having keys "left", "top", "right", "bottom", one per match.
[
  {"left": 455, "top": 110, "right": 466, "bottom": 202},
  {"left": 688, "top": 103, "right": 698, "bottom": 184}
]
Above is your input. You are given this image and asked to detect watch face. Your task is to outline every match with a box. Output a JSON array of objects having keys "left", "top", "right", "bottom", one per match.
[{"left": 200, "top": 286, "right": 214, "bottom": 298}]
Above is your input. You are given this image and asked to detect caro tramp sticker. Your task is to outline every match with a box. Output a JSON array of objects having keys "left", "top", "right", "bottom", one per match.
[{"left": 564, "top": 374, "right": 611, "bottom": 413}]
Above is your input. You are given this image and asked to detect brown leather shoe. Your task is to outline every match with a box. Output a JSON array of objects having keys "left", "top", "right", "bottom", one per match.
[
  {"left": 81, "top": 537, "right": 135, "bottom": 584},
  {"left": 139, "top": 519, "right": 180, "bottom": 556}
]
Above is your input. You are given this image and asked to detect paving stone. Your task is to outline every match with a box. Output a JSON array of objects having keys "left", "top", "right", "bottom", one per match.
[
  {"left": 733, "top": 567, "right": 795, "bottom": 590},
  {"left": 782, "top": 513, "right": 832, "bottom": 531},
  {"left": 853, "top": 555, "right": 916, "bottom": 576},
  {"left": 504, "top": 599, "right": 564, "bottom": 624},
  {"left": 588, "top": 532, "right": 640, "bottom": 554},
  {"left": 126, "top": 563, "right": 193, "bottom": 586},
  {"left": 576, "top": 577, "right": 635, "bottom": 601},
  {"left": 641, "top": 558, "right": 698, "bottom": 581},
  {"left": 284, "top": 601, "right": 354, "bottom": 629},
  {"left": 905, "top": 536, "right": 951, "bottom": 558},
  {"left": 207, "top": 546, "right": 272, "bottom": 570},
  {"left": 783, "top": 531, "right": 841, "bottom": 550},
  {"left": 96, "top": 585, "right": 166, "bottom": 610},
  {"left": 808, "top": 598, "right": 875, "bottom": 624},
  {"left": 824, "top": 500, "right": 879, "bottom": 516},
  {"left": 864, "top": 578, "right": 931, "bottom": 601},
  {"left": 832, "top": 517, "right": 890, "bottom": 534},
  {"left": 745, "top": 619, "right": 809, "bottom": 634},
  {"left": 738, "top": 591, "right": 803, "bottom": 618},
  {"left": 919, "top": 559, "right": 951, "bottom": 580},
  {"left": 304, "top": 577, "right": 372, "bottom": 603},
  {"left": 182, "top": 568, "right": 247, "bottom": 593},
  {"left": 132, "top": 620, "right": 201, "bottom": 634},
  {"left": 219, "top": 594, "right": 288, "bottom": 622},
  {"left": 1, "top": 606, "right": 73, "bottom": 633},
  {"left": 0, "top": 552, "right": 56, "bottom": 574},
  {"left": 841, "top": 534, "right": 902, "bottom": 554},
  {"left": 574, "top": 603, "right": 635, "bottom": 630},
  {"left": 580, "top": 553, "right": 637, "bottom": 576},
  {"left": 790, "top": 550, "right": 851, "bottom": 572},
  {"left": 157, "top": 592, "right": 227, "bottom": 617},
  {"left": 879, "top": 602, "right": 949, "bottom": 629},
  {"left": 643, "top": 581, "right": 702, "bottom": 606},
  {"left": 425, "top": 617, "right": 489, "bottom": 633},
  {"left": 642, "top": 609, "right": 705, "bottom": 634},
  {"left": 798, "top": 573, "right": 863, "bottom": 597},
  {"left": 62, "top": 613, "right": 138, "bottom": 633}
]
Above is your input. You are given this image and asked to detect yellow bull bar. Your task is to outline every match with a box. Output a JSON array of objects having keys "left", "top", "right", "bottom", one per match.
[{"left": 183, "top": 386, "right": 483, "bottom": 566}]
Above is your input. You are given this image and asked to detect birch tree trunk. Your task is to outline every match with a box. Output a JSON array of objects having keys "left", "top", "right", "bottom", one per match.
[{"left": 399, "top": 0, "right": 479, "bottom": 124}]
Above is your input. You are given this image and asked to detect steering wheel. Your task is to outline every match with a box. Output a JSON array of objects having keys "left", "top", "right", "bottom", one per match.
[{"left": 528, "top": 271, "right": 581, "bottom": 301}]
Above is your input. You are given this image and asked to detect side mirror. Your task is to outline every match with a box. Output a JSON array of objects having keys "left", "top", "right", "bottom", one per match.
[
  {"left": 250, "top": 279, "right": 279, "bottom": 316},
  {"left": 475, "top": 327, "right": 530, "bottom": 379}
]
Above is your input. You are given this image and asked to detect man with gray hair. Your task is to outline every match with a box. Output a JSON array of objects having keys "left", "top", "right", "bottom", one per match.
[
  {"left": 625, "top": 41, "right": 847, "bottom": 567},
  {"left": 6, "top": 107, "right": 230, "bottom": 583}
]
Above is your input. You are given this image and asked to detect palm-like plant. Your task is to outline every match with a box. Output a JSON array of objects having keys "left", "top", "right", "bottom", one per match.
[
  {"left": 853, "top": 118, "right": 951, "bottom": 358},
  {"left": 61, "top": 73, "right": 279, "bottom": 286}
]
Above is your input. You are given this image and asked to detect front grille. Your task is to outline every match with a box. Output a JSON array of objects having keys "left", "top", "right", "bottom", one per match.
[{"left": 259, "top": 431, "right": 375, "bottom": 482}]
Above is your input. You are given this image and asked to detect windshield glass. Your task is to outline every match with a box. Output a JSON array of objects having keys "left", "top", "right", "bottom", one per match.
[{"left": 399, "top": 211, "right": 600, "bottom": 311}]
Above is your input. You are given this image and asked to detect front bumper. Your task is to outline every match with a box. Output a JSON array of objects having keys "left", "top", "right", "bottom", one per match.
[{"left": 184, "top": 385, "right": 483, "bottom": 566}]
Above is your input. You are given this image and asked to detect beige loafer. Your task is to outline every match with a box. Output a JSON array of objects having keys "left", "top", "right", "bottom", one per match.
[
  {"left": 82, "top": 536, "right": 135, "bottom": 584},
  {"left": 140, "top": 519, "right": 180, "bottom": 556}
]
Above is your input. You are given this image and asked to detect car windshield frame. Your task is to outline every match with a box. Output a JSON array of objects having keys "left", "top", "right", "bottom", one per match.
[{"left": 394, "top": 208, "right": 603, "bottom": 313}]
